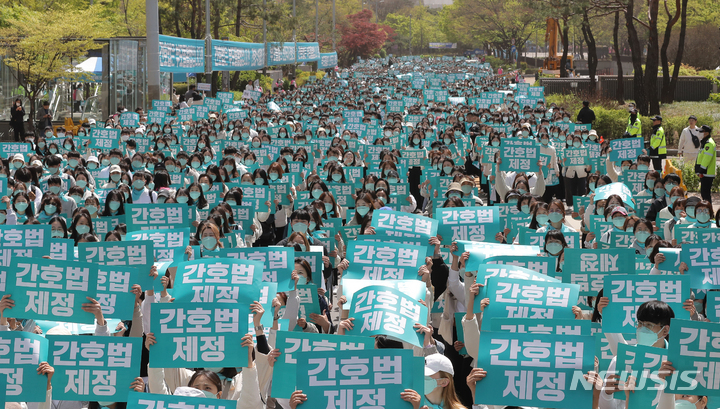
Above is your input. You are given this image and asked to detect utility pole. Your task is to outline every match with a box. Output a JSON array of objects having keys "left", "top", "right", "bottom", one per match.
[
  {"left": 332, "top": 0, "right": 336, "bottom": 49},
  {"left": 146, "top": 0, "right": 160, "bottom": 102},
  {"left": 204, "top": 0, "right": 212, "bottom": 79},
  {"left": 262, "top": 0, "right": 267, "bottom": 75},
  {"left": 292, "top": 0, "right": 296, "bottom": 78}
]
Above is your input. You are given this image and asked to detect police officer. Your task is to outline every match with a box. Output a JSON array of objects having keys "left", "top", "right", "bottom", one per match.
[
  {"left": 695, "top": 125, "right": 716, "bottom": 201},
  {"left": 625, "top": 108, "right": 641, "bottom": 138},
  {"left": 649, "top": 115, "right": 666, "bottom": 171}
]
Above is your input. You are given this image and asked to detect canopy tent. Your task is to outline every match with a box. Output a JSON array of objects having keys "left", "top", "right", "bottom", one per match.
[{"left": 74, "top": 57, "right": 102, "bottom": 82}]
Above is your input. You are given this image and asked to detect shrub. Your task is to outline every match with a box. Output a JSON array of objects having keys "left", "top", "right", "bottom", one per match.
[
  {"left": 708, "top": 93, "right": 720, "bottom": 104},
  {"left": 296, "top": 71, "right": 326, "bottom": 87},
  {"left": 174, "top": 83, "right": 188, "bottom": 97},
  {"left": 520, "top": 62, "right": 528, "bottom": 71},
  {"left": 592, "top": 107, "right": 629, "bottom": 140},
  {"left": 670, "top": 159, "right": 699, "bottom": 192}
]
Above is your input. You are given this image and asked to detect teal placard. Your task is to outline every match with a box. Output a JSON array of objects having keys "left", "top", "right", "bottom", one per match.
[
  {"left": 0, "top": 331, "right": 49, "bottom": 402},
  {"left": 125, "top": 203, "right": 189, "bottom": 232},
  {"left": 295, "top": 251, "right": 323, "bottom": 282},
  {"left": 127, "top": 391, "right": 235, "bottom": 409},
  {"left": 296, "top": 349, "right": 414, "bottom": 409},
  {"left": 35, "top": 319, "right": 123, "bottom": 335},
  {"left": 562, "top": 248, "right": 637, "bottom": 296},
  {"left": 231, "top": 205, "right": 256, "bottom": 232},
  {"left": 49, "top": 336, "right": 142, "bottom": 401},
  {"left": 214, "top": 247, "right": 295, "bottom": 291},
  {"left": 344, "top": 240, "right": 428, "bottom": 281},
  {"left": 89, "top": 128, "right": 120, "bottom": 150},
  {"left": 0, "top": 225, "right": 51, "bottom": 262},
  {"left": 519, "top": 230, "right": 580, "bottom": 250},
  {"left": 49, "top": 238, "right": 75, "bottom": 261},
  {"left": 708, "top": 292, "right": 720, "bottom": 322},
  {"left": 619, "top": 170, "right": 647, "bottom": 194},
  {"left": 271, "top": 332, "right": 376, "bottom": 399},
  {"left": 127, "top": 227, "right": 190, "bottom": 263},
  {"left": 341, "top": 279, "right": 427, "bottom": 311},
  {"left": 478, "top": 276, "right": 578, "bottom": 329},
  {"left": 614, "top": 343, "right": 666, "bottom": 407},
  {"left": 564, "top": 147, "right": 589, "bottom": 166},
  {"left": 119, "top": 112, "right": 140, "bottom": 127},
  {"left": 602, "top": 274, "right": 691, "bottom": 333},
  {"left": 667, "top": 319, "right": 720, "bottom": 396},
  {"left": 371, "top": 209, "right": 438, "bottom": 243},
  {"left": 435, "top": 206, "right": 501, "bottom": 245},
  {"left": 460, "top": 241, "right": 540, "bottom": 271},
  {"left": 490, "top": 317, "right": 591, "bottom": 336},
  {"left": 454, "top": 312, "right": 468, "bottom": 355},
  {"left": 500, "top": 138, "right": 539, "bottom": 172},
  {"left": 7, "top": 258, "right": 99, "bottom": 324},
  {"left": 91, "top": 216, "right": 122, "bottom": 241},
  {"left": 609, "top": 230, "right": 635, "bottom": 248},
  {"left": 484, "top": 255, "right": 554, "bottom": 277},
  {"left": 594, "top": 182, "right": 635, "bottom": 209},
  {"left": 172, "top": 258, "right": 263, "bottom": 305},
  {"left": 681, "top": 243, "right": 720, "bottom": 289},
  {"left": 347, "top": 285, "right": 428, "bottom": 347},
  {"left": 474, "top": 263, "right": 560, "bottom": 287},
  {"left": 474, "top": 332, "right": 595, "bottom": 409},
  {"left": 78, "top": 241, "right": 155, "bottom": 279},
  {"left": 149, "top": 302, "right": 248, "bottom": 368},
  {"left": 97, "top": 265, "right": 139, "bottom": 320}
]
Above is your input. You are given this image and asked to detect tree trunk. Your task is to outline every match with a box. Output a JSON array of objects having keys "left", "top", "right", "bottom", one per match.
[
  {"left": 174, "top": 0, "right": 182, "bottom": 36},
  {"left": 664, "top": 0, "right": 688, "bottom": 104},
  {"left": 559, "top": 18, "right": 569, "bottom": 78},
  {"left": 644, "top": 0, "right": 661, "bottom": 115},
  {"left": 236, "top": 0, "right": 242, "bottom": 37},
  {"left": 660, "top": 0, "right": 680, "bottom": 103},
  {"left": 581, "top": 11, "right": 598, "bottom": 97},
  {"left": 625, "top": 0, "right": 647, "bottom": 115},
  {"left": 613, "top": 11, "right": 624, "bottom": 105}
]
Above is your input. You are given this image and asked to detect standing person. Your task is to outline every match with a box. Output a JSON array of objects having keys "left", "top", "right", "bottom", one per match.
[
  {"left": 184, "top": 84, "right": 197, "bottom": 102},
  {"left": 576, "top": 100, "right": 596, "bottom": 126},
  {"left": 10, "top": 98, "right": 25, "bottom": 142},
  {"left": 678, "top": 115, "right": 701, "bottom": 163},
  {"left": 625, "top": 108, "right": 642, "bottom": 138},
  {"left": 37, "top": 100, "right": 53, "bottom": 131},
  {"left": 649, "top": 115, "right": 666, "bottom": 172},
  {"left": 695, "top": 125, "right": 716, "bottom": 201}
]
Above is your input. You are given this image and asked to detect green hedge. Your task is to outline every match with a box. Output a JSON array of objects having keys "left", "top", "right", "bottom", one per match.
[{"left": 670, "top": 159, "right": 720, "bottom": 193}]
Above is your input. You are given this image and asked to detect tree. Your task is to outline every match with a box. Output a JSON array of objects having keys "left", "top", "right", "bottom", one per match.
[
  {"left": 0, "top": 5, "right": 111, "bottom": 132},
  {"left": 660, "top": 0, "right": 687, "bottom": 103},
  {"left": 581, "top": 11, "right": 598, "bottom": 94},
  {"left": 612, "top": 10, "right": 624, "bottom": 104},
  {"left": 338, "top": 9, "right": 392, "bottom": 64}
]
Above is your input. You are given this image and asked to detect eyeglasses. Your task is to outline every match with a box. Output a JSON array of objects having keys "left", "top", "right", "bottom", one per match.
[{"left": 635, "top": 321, "right": 660, "bottom": 330}]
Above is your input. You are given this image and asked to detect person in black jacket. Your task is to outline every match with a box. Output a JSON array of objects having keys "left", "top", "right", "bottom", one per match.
[
  {"left": 644, "top": 173, "right": 681, "bottom": 221},
  {"left": 576, "top": 100, "right": 596, "bottom": 125},
  {"left": 10, "top": 98, "right": 25, "bottom": 142}
]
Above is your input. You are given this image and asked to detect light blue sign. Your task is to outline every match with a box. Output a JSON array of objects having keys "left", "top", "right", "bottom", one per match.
[
  {"left": 0, "top": 331, "right": 48, "bottom": 402},
  {"left": 127, "top": 391, "right": 235, "bottom": 409},
  {"left": 267, "top": 42, "right": 296, "bottom": 66},
  {"left": 272, "top": 332, "right": 375, "bottom": 399},
  {"left": 172, "top": 258, "right": 263, "bottom": 305},
  {"left": 150, "top": 302, "right": 248, "bottom": 368},
  {"left": 296, "top": 42, "right": 320, "bottom": 63},
  {"left": 318, "top": 52, "right": 338, "bottom": 69},
  {"left": 667, "top": 319, "right": 720, "bottom": 395},
  {"left": 49, "top": 336, "right": 142, "bottom": 401},
  {"left": 344, "top": 240, "right": 427, "bottom": 281}
]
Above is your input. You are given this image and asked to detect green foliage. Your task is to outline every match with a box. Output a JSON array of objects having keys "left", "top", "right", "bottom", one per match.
[
  {"left": 670, "top": 159, "right": 700, "bottom": 192},
  {"left": 591, "top": 107, "right": 629, "bottom": 140},
  {"left": 708, "top": 93, "right": 720, "bottom": 104},
  {"left": 174, "top": 83, "right": 188, "bottom": 97},
  {"left": 520, "top": 62, "right": 528, "bottom": 71},
  {"left": 296, "top": 71, "right": 326, "bottom": 87}
]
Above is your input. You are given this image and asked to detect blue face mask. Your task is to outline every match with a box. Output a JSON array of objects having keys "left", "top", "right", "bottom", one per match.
[
  {"left": 549, "top": 212, "right": 563, "bottom": 223},
  {"left": 424, "top": 377, "right": 438, "bottom": 394},
  {"left": 636, "top": 325, "right": 663, "bottom": 346},
  {"left": 521, "top": 204, "right": 531, "bottom": 214},
  {"left": 202, "top": 236, "right": 218, "bottom": 250},
  {"left": 536, "top": 214, "right": 549, "bottom": 225},
  {"left": 546, "top": 242, "right": 563, "bottom": 255},
  {"left": 589, "top": 182, "right": 596, "bottom": 192},
  {"left": 635, "top": 230, "right": 650, "bottom": 245}
]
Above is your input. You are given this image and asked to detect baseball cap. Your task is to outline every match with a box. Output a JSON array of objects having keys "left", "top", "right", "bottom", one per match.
[{"left": 425, "top": 354, "right": 454, "bottom": 376}]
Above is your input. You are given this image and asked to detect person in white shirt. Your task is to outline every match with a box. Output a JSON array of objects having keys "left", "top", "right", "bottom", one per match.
[{"left": 677, "top": 115, "right": 701, "bottom": 163}]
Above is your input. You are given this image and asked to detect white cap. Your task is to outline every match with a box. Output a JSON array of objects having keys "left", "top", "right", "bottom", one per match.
[
  {"left": 589, "top": 129, "right": 597, "bottom": 136},
  {"left": 12, "top": 154, "right": 24, "bottom": 163},
  {"left": 88, "top": 118, "right": 96, "bottom": 125},
  {"left": 425, "top": 354, "right": 454, "bottom": 376},
  {"left": 109, "top": 165, "right": 121, "bottom": 174},
  {"left": 173, "top": 387, "right": 207, "bottom": 398},
  {"left": 87, "top": 156, "right": 99, "bottom": 164},
  {"left": 46, "top": 325, "right": 72, "bottom": 336}
]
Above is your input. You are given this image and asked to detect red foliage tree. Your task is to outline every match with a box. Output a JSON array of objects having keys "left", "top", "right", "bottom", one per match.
[{"left": 338, "top": 9, "right": 392, "bottom": 65}]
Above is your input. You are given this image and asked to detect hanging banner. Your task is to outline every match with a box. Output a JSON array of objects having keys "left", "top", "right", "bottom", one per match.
[
  {"left": 49, "top": 336, "right": 142, "bottom": 402},
  {"left": 271, "top": 332, "right": 376, "bottom": 399},
  {"left": 318, "top": 52, "right": 338, "bottom": 69},
  {"left": 7, "top": 258, "right": 99, "bottom": 324},
  {"left": 474, "top": 332, "right": 595, "bottom": 409},
  {"left": 296, "top": 349, "right": 414, "bottom": 409},
  {"left": 158, "top": 35, "right": 205, "bottom": 74},
  {"left": 346, "top": 285, "right": 427, "bottom": 347},
  {"left": 211, "top": 39, "right": 265, "bottom": 71},
  {"left": 172, "top": 258, "right": 263, "bottom": 305},
  {"left": 296, "top": 42, "right": 320, "bottom": 63},
  {"left": 0, "top": 332, "right": 49, "bottom": 402},
  {"left": 267, "top": 42, "right": 296, "bottom": 66},
  {"left": 150, "top": 302, "right": 247, "bottom": 368}
]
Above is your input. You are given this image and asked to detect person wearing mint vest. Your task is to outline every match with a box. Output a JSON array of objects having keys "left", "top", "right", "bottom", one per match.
[
  {"left": 694, "top": 124, "right": 716, "bottom": 201},
  {"left": 649, "top": 115, "right": 667, "bottom": 172}
]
